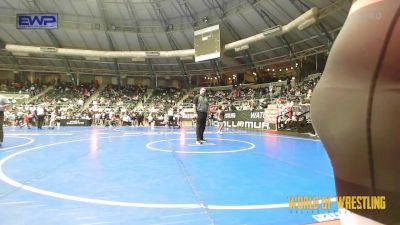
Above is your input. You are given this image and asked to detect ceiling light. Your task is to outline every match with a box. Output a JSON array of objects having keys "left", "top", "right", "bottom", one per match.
[
  {"left": 262, "top": 25, "right": 282, "bottom": 37},
  {"left": 234, "top": 45, "right": 249, "bottom": 52},
  {"left": 40, "top": 47, "right": 57, "bottom": 53}
]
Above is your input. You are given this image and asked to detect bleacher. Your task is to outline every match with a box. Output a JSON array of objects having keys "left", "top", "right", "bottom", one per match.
[
  {"left": 143, "top": 87, "right": 185, "bottom": 112},
  {"left": 92, "top": 84, "right": 146, "bottom": 112}
]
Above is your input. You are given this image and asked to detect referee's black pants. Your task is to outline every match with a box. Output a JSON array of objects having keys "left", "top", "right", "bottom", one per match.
[
  {"left": 196, "top": 111, "right": 207, "bottom": 141},
  {"left": 0, "top": 111, "right": 4, "bottom": 143},
  {"left": 37, "top": 115, "right": 45, "bottom": 129}
]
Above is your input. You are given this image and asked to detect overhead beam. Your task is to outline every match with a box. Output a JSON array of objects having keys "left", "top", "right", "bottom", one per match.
[
  {"left": 246, "top": 0, "right": 302, "bottom": 78},
  {"left": 289, "top": 0, "right": 334, "bottom": 49},
  {"left": 205, "top": 0, "right": 257, "bottom": 82},
  {"left": 124, "top": 0, "right": 156, "bottom": 87},
  {"left": 176, "top": 0, "right": 223, "bottom": 84},
  {"left": 150, "top": 0, "right": 190, "bottom": 88},
  {"left": 210, "top": 59, "right": 223, "bottom": 84},
  {"left": 0, "top": 0, "right": 270, "bottom": 34},
  {"left": 0, "top": 44, "right": 329, "bottom": 76},
  {"left": 0, "top": 38, "right": 19, "bottom": 72},
  {"left": 177, "top": 0, "right": 197, "bottom": 27},
  {"left": 96, "top": 0, "right": 121, "bottom": 83},
  {"left": 32, "top": 0, "right": 75, "bottom": 83}
]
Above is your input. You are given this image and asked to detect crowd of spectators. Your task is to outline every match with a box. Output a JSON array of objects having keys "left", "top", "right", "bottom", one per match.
[
  {"left": 183, "top": 76, "right": 319, "bottom": 111},
  {"left": 94, "top": 84, "right": 146, "bottom": 109},
  {"left": 0, "top": 79, "right": 49, "bottom": 96},
  {"left": 0, "top": 74, "right": 320, "bottom": 132},
  {"left": 180, "top": 75, "right": 320, "bottom": 132},
  {"left": 3, "top": 80, "right": 99, "bottom": 127},
  {"left": 142, "top": 87, "right": 184, "bottom": 112},
  {"left": 2, "top": 84, "right": 182, "bottom": 129},
  {"left": 86, "top": 87, "right": 184, "bottom": 127}
]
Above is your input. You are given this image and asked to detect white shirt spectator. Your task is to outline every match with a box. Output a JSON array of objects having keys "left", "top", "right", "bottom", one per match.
[
  {"left": 122, "top": 114, "right": 131, "bottom": 123},
  {"left": 168, "top": 108, "right": 174, "bottom": 116},
  {"left": 77, "top": 99, "right": 84, "bottom": 106}
]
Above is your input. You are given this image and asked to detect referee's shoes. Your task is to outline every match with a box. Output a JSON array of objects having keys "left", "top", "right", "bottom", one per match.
[{"left": 196, "top": 140, "right": 207, "bottom": 145}]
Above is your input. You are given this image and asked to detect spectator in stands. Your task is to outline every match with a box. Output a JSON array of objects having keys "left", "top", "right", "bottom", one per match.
[
  {"left": 137, "top": 111, "right": 144, "bottom": 126},
  {"left": 167, "top": 108, "right": 174, "bottom": 128},
  {"left": 148, "top": 113, "right": 154, "bottom": 127},
  {"left": 176, "top": 108, "right": 183, "bottom": 128},
  {"left": 122, "top": 114, "right": 131, "bottom": 126},
  {"left": 208, "top": 112, "right": 214, "bottom": 127},
  {"left": 229, "top": 103, "right": 237, "bottom": 111},
  {"left": 109, "top": 110, "right": 116, "bottom": 127},
  {"left": 130, "top": 112, "right": 136, "bottom": 126},
  {"left": 48, "top": 108, "right": 57, "bottom": 130}
]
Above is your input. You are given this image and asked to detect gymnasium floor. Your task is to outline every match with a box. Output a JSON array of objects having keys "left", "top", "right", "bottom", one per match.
[{"left": 0, "top": 126, "right": 338, "bottom": 225}]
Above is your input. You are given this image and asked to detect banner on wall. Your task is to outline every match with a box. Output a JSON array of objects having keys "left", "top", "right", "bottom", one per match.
[
  {"left": 180, "top": 110, "right": 276, "bottom": 130},
  {"left": 58, "top": 110, "right": 277, "bottom": 130},
  {"left": 264, "top": 104, "right": 279, "bottom": 125},
  {"left": 60, "top": 119, "right": 90, "bottom": 126},
  {"left": 216, "top": 110, "right": 277, "bottom": 130}
]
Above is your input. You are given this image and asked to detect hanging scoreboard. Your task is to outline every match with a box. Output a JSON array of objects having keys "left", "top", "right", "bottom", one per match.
[{"left": 194, "top": 24, "right": 221, "bottom": 62}]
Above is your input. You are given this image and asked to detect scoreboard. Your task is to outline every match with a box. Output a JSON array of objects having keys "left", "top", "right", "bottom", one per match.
[{"left": 194, "top": 24, "right": 221, "bottom": 62}]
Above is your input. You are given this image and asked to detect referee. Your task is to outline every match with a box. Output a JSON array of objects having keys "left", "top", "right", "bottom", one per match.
[
  {"left": 193, "top": 88, "right": 209, "bottom": 145},
  {"left": 0, "top": 95, "right": 9, "bottom": 147}
]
